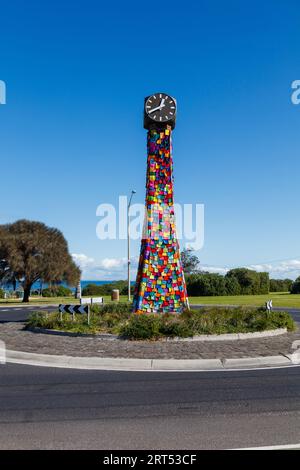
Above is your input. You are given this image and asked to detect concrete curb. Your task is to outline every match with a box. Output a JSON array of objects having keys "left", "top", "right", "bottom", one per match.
[
  {"left": 4, "top": 349, "right": 299, "bottom": 371},
  {"left": 26, "top": 327, "right": 287, "bottom": 342}
]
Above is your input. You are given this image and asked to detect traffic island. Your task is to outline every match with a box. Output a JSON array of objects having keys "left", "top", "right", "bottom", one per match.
[
  {"left": 25, "top": 304, "right": 295, "bottom": 340},
  {"left": 0, "top": 320, "right": 299, "bottom": 364}
]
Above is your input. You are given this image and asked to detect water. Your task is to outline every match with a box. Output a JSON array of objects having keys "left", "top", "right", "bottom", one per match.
[{"left": 1, "top": 280, "right": 128, "bottom": 292}]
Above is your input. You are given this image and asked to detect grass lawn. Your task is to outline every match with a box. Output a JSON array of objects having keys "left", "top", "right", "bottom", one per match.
[
  {"left": 0, "top": 295, "right": 129, "bottom": 305},
  {"left": 0, "top": 296, "right": 80, "bottom": 305},
  {"left": 188, "top": 292, "right": 300, "bottom": 308},
  {"left": 1, "top": 293, "right": 300, "bottom": 308}
]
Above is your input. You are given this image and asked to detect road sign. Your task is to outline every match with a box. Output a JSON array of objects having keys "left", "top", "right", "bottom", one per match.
[
  {"left": 80, "top": 297, "right": 92, "bottom": 305},
  {"left": 80, "top": 297, "right": 103, "bottom": 305},
  {"left": 59, "top": 304, "right": 90, "bottom": 324}
]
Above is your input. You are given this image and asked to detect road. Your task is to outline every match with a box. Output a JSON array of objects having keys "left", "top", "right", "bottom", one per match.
[
  {"left": 1, "top": 304, "right": 300, "bottom": 323},
  {"left": 0, "top": 305, "right": 57, "bottom": 323},
  {"left": 0, "top": 363, "right": 300, "bottom": 449},
  {"left": 1, "top": 304, "right": 300, "bottom": 449}
]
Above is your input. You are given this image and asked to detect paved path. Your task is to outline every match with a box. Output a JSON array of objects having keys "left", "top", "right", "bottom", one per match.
[
  {"left": 1, "top": 321, "right": 299, "bottom": 359},
  {"left": 1, "top": 305, "right": 300, "bottom": 360},
  {"left": 0, "top": 363, "right": 300, "bottom": 449}
]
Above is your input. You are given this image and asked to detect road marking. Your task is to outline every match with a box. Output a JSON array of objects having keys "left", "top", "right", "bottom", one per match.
[{"left": 232, "top": 443, "right": 300, "bottom": 450}]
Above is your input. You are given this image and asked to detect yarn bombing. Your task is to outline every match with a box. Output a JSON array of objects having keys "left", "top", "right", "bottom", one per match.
[{"left": 133, "top": 128, "right": 188, "bottom": 314}]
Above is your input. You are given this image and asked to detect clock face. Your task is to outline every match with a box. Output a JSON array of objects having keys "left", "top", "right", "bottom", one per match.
[{"left": 145, "top": 93, "right": 176, "bottom": 123}]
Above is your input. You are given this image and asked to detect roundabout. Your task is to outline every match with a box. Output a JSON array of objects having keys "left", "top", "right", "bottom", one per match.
[
  {"left": 1, "top": 362, "right": 300, "bottom": 449},
  {"left": 1, "top": 305, "right": 300, "bottom": 449}
]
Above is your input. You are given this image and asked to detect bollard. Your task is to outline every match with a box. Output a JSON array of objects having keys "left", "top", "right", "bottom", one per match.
[{"left": 111, "top": 289, "right": 120, "bottom": 302}]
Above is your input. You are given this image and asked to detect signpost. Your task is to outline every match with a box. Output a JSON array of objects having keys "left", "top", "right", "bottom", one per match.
[
  {"left": 80, "top": 297, "right": 103, "bottom": 305},
  {"left": 59, "top": 304, "right": 90, "bottom": 324}
]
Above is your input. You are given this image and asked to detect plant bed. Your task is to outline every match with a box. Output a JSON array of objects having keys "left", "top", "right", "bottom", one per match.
[{"left": 25, "top": 304, "right": 296, "bottom": 340}]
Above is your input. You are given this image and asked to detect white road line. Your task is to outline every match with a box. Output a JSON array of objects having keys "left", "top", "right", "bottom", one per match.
[
  {"left": 232, "top": 443, "right": 300, "bottom": 450},
  {"left": 0, "top": 309, "right": 9, "bottom": 312}
]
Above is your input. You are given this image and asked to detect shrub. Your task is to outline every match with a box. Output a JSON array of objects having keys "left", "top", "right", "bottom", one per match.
[
  {"left": 26, "top": 305, "right": 295, "bottom": 338},
  {"left": 224, "top": 276, "right": 241, "bottom": 295},
  {"left": 186, "top": 273, "right": 227, "bottom": 296},
  {"left": 183, "top": 307, "right": 295, "bottom": 334},
  {"left": 82, "top": 281, "right": 134, "bottom": 296},
  {"left": 270, "top": 278, "right": 293, "bottom": 292},
  {"left": 186, "top": 269, "right": 270, "bottom": 296},
  {"left": 0, "top": 288, "right": 5, "bottom": 299},
  {"left": 119, "top": 314, "right": 162, "bottom": 339},
  {"left": 42, "top": 285, "right": 72, "bottom": 297},
  {"left": 159, "top": 315, "right": 193, "bottom": 337},
  {"left": 93, "top": 302, "right": 132, "bottom": 314},
  {"left": 82, "top": 283, "right": 106, "bottom": 296},
  {"left": 225, "top": 269, "right": 269, "bottom": 295},
  {"left": 291, "top": 277, "right": 300, "bottom": 294},
  {"left": 26, "top": 311, "right": 61, "bottom": 329}
]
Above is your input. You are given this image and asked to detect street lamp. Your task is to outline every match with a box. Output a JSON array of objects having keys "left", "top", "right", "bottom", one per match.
[{"left": 127, "top": 189, "right": 136, "bottom": 302}]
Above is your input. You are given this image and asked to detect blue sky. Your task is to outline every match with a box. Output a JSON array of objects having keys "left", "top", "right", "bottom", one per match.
[{"left": 0, "top": 0, "right": 300, "bottom": 280}]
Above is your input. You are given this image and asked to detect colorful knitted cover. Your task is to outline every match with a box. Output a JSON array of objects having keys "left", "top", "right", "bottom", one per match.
[{"left": 133, "top": 127, "right": 188, "bottom": 314}]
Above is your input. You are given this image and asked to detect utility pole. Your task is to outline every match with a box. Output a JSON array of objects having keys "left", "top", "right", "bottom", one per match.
[{"left": 127, "top": 189, "right": 136, "bottom": 302}]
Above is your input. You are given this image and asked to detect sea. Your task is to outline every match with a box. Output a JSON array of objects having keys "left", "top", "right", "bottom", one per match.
[{"left": 1, "top": 280, "right": 126, "bottom": 293}]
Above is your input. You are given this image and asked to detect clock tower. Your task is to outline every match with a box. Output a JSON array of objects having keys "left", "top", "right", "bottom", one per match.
[{"left": 133, "top": 93, "right": 189, "bottom": 314}]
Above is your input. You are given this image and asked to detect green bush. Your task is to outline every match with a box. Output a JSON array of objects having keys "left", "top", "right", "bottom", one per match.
[
  {"left": 225, "top": 268, "right": 270, "bottom": 295},
  {"left": 120, "top": 307, "right": 295, "bottom": 339},
  {"left": 120, "top": 314, "right": 162, "bottom": 339},
  {"left": 159, "top": 315, "right": 193, "bottom": 338},
  {"left": 26, "top": 303, "right": 133, "bottom": 335},
  {"left": 270, "top": 278, "right": 293, "bottom": 293},
  {"left": 26, "top": 305, "right": 296, "bottom": 339},
  {"left": 291, "top": 277, "right": 300, "bottom": 294},
  {"left": 186, "top": 269, "right": 270, "bottom": 297},
  {"left": 82, "top": 281, "right": 134, "bottom": 296},
  {"left": 93, "top": 302, "right": 132, "bottom": 314},
  {"left": 224, "top": 276, "right": 241, "bottom": 295},
  {"left": 42, "top": 285, "right": 72, "bottom": 297},
  {"left": 186, "top": 273, "right": 227, "bottom": 296},
  {"left": 26, "top": 311, "right": 61, "bottom": 329},
  {"left": 0, "top": 288, "right": 5, "bottom": 299}
]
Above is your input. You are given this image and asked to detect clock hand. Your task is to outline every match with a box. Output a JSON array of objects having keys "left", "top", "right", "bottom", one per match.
[{"left": 149, "top": 101, "right": 166, "bottom": 114}]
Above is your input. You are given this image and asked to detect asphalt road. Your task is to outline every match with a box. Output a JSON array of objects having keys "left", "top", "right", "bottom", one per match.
[
  {"left": 0, "top": 363, "right": 300, "bottom": 449},
  {"left": 1, "top": 304, "right": 300, "bottom": 323},
  {"left": 0, "top": 305, "right": 57, "bottom": 322}
]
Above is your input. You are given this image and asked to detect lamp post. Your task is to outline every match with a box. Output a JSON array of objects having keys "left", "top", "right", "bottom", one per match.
[{"left": 127, "top": 189, "right": 136, "bottom": 302}]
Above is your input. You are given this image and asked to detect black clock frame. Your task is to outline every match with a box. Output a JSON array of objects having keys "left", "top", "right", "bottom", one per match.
[{"left": 144, "top": 93, "right": 177, "bottom": 130}]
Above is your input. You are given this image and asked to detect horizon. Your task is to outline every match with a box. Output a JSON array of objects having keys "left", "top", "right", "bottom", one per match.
[{"left": 1, "top": 0, "right": 300, "bottom": 281}]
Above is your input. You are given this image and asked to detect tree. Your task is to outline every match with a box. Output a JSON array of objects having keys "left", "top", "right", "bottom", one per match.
[
  {"left": 291, "top": 277, "right": 300, "bottom": 294},
  {"left": 181, "top": 248, "right": 200, "bottom": 274},
  {"left": 270, "top": 278, "right": 293, "bottom": 292},
  {"left": 186, "top": 273, "right": 227, "bottom": 296},
  {"left": 225, "top": 276, "right": 241, "bottom": 295},
  {"left": 225, "top": 268, "right": 269, "bottom": 295},
  {"left": 0, "top": 220, "right": 81, "bottom": 302}
]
